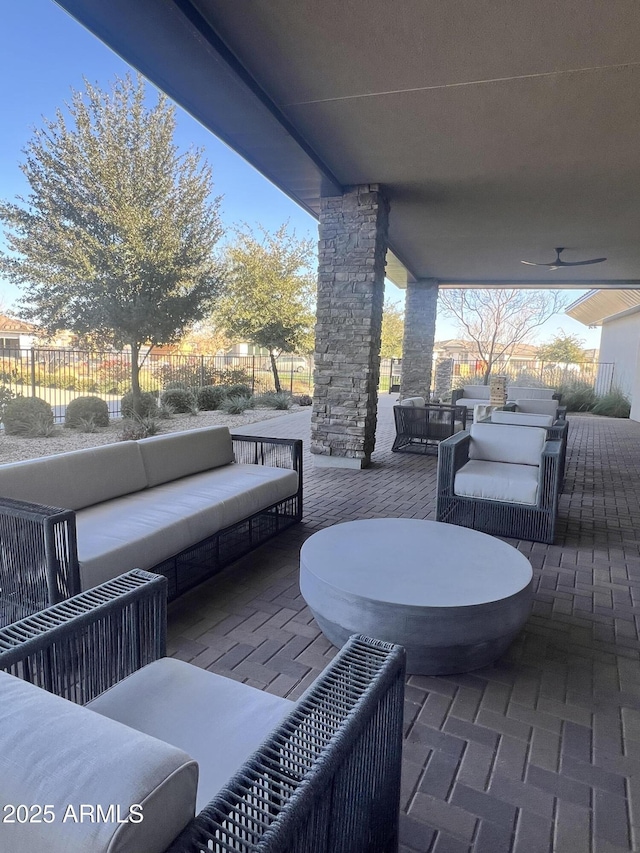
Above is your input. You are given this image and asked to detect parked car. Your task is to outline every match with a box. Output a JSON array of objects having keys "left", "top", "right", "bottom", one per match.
[{"left": 275, "top": 355, "right": 309, "bottom": 373}]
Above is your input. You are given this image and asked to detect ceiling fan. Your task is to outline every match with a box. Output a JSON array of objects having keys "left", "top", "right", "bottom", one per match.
[{"left": 521, "top": 247, "right": 607, "bottom": 271}]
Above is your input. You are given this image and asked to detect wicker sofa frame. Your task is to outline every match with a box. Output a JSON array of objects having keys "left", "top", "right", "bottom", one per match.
[
  {"left": 436, "top": 430, "right": 563, "bottom": 544},
  {"left": 0, "top": 434, "right": 302, "bottom": 626},
  {"left": 392, "top": 403, "right": 468, "bottom": 455},
  {"left": 0, "top": 570, "right": 406, "bottom": 853}
]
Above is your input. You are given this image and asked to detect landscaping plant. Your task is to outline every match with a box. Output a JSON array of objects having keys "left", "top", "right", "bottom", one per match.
[
  {"left": 3, "top": 396, "right": 55, "bottom": 436},
  {"left": 65, "top": 395, "right": 110, "bottom": 429}
]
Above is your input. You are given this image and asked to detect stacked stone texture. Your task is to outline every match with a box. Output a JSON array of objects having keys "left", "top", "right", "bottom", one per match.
[
  {"left": 311, "top": 185, "right": 389, "bottom": 465},
  {"left": 400, "top": 279, "right": 439, "bottom": 400},
  {"left": 434, "top": 357, "right": 454, "bottom": 402}
]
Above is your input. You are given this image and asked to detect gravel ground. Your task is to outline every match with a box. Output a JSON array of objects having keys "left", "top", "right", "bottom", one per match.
[{"left": 0, "top": 407, "right": 299, "bottom": 464}]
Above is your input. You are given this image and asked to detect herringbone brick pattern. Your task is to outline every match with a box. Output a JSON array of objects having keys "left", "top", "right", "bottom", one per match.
[{"left": 167, "top": 397, "right": 640, "bottom": 852}]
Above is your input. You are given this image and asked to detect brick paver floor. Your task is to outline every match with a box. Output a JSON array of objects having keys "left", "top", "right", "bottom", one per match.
[{"left": 167, "top": 395, "right": 640, "bottom": 852}]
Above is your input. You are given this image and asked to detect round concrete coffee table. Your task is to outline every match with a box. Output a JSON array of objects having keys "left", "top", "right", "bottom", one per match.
[{"left": 299, "top": 518, "right": 533, "bottom": 675}]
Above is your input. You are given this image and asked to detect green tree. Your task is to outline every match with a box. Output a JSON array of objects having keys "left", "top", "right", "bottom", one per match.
[
  {"left": 217, "top": 224, "right": 315, "bottom": 392},
  {"left": 438, "top": 289, "right": 566, "bottom": 383},
  {"left": 0, "top": 74, "right": 224, "bottom": 412},
  {"left": 380, "top": 299, "right": 404, "bottom": 358},
  {"left": 536, "top": 331, "right": 588, "bottom": 363}
]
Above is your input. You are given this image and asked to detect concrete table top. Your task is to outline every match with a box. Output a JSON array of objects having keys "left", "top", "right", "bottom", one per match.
[{"left": 300, "top": 518, "right": 533, "bottom": 674}]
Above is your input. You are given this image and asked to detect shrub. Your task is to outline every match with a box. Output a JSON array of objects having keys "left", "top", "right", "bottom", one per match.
[
  {"left": 557, "top": 381, "right": 597, "bottom": 412},
  {"left": 197, "top": 385, "right": 227, "bottom": 411},
  {"left": 119, "top": 415, "right": 161, "bottom": 440},
  {"left": 224, "top": 383, "right": 252, "bottom": 399},
  {"left": 297, "top": 394, "right": 313, "bottom": 406},
  {"left": 160, "top": 387, "right": 197, "bottom": 414},
  {"left": 3, "top": 396, "right": 55, "bottom": 436},
  {"left": 65, "top": 395, "right": 110, "bottom": 429},
  {"left": 221, "top": 395, "right": 253, "bottom": 415},
  {"left": 121, "top": 391, "right": 159, "bottom": 418},
  {"left": 0, "top": 385, "right": 15, "bottom": 421},
  {"left": 592, "top": 388, "right": 631, "bottom": 418},
  {"left": 156, "top": 401, "right": 176, "bottom": 420},
  {"left": 259, "top": 392, "right": 292, "bottom": 410},
  {"left": 164, "top": 380, "right": 190, "bottom": 391}
]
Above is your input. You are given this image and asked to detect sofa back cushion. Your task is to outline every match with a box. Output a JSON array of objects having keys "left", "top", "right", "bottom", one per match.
[
  {"left": 469, "top": 422, "right": 546, "bottom": 466},
  {"left": 462, "top": 385, "right": 490, "bottom": 400},
  {"left": 138, "top": 426, "right": 234, "bottom": 487},
  {"left": 0, "top": 670, "right": 198, "bottom": 853},
  {"left": 491, "top": 410, "right": 554, "bottom": 428},
  {"left": 515, "top": 398, "right": 559, "bottom": 417},
  {"left": 0, "top": 443, "right": 148, "bottom": 510},
  {"left": 400, "top": 397, "right": 426, "bottom": 407},
  {"left": 507, "top": 386, "right": 554, "bottom": 401}
]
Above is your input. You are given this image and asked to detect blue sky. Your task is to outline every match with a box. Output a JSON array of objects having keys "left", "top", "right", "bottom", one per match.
[{"left": 0, "top": 0, "right": 599, "bottom": 348}]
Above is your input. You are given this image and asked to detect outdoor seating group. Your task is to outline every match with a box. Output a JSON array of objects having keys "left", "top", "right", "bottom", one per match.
[
  {"left": 0, "top": 425, "right": 302, "bottom": 626},
  {"left": 0, "top": 570, "right": 406, "bottom": 853},
  {"left": 451, "top": 384, "right": 562, "bottom": 420}
]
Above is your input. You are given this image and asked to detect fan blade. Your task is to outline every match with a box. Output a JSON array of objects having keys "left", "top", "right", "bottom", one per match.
[
  {"left": 557, "top": 257, "right": 607, "bottom": 267},
  {"left": 520, "top": 260, "right": 552, "bottom": 267}
]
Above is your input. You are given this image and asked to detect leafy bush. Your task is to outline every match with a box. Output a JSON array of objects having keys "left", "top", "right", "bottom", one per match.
[
  {"left": 3, "top": 396, "right": 55, "bottom": 436},
  {"left": 121, "top": 391, "right": 158, "bottom": 418},
  {"left": 592, "top": 388, "right": 631, "bottom": 418},
  {"left": 221, "top": 395, "right": 253, "bottom": 414},
  {"left": 259, "top": 392, "right": 292, "bottom": 410},
  {"left": 65, "top": 395, "right": 110, "bottom": 428},
  {"left": 164, "top": 380, "right": 190, "bottom": 391},
  {"left": 197, "top": 385, "right": 227, "bottom": 411},
  {"left": 156, "top": 401, "right": 176, "bottom": 420},
  {"left": 118, "top": 415, "right": 161, "bottom": 440},
  {"left": 160, "top": 387, "right": 197, "bottom": 414},
  {"left": 0, "top": 385, "right": 15, "bottom": 422},
  {"left": 297, "top": 394, "right": 312, "bottom": 406},
  {"left": 224, "top": 383, "right": 253, "bottom": 399},
  {"left": 210, "top": 367, "right": 253, "bottom": 388},
  {"left": 557, "top": 381, "right": 597, "bottom": 412}
]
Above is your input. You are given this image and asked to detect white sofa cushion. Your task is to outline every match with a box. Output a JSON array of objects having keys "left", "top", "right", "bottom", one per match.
[
  {"left": 400, "top": 397, "right": 426, "bottom": 407},
  {"left": 469, "top": 423, "right": 546, "bottom": 466},
  {"left": 455, "top": 459, "right": 540, "bottom": 505},
  {"left": 138, "top": 426, "right": 234, "bottom": 487},
  {"left": 0, "top": 670, "right": 198, "bottom": 853},
  {"left": 88, "top": 658, "right": 293, "bottom": 813},
  {"left": 507, "top": 386, "right": 555, "bottom": 401},
  {"left": 490, "top": 411, "right": 554, "bottom": 428},
  {"left": 0, "top": 442, "right": 148, "bottom": 510},
  {"left": 76, "top": 464, "right": 299, "bottom": 589},
  {"left": 515, "top": 399, "right": 559, "bottom": 417},
  {"left": 462, "top": 385, "right": 490, "bottom": 400},
  {"left": 455, "top": 398, "right": 491, "bottom": 409}
]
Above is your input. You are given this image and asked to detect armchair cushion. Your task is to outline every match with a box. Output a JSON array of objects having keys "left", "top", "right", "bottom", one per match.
[
  {"left": 462, "top": 385, "right": 490, "bottom": 399},
  {"left": 468, "top": 423, "right": 547, "bottom": 466},
  {"left": 0, "top": 669, "right": 198, "bottom": 853},
  {"left": 515, "top": 398, "right": 560, "bottom": 417},
  {"left": 490, "top": 411, "right": 554, "bottom": 428},
  {"left": 399, "top": 396, "right": 426, "bottom": 407},
  {"left": 507, "top": 386, "right": 555, "bottom": 401},
  {"left": 454, "top": 459, "right": 540, "bottom": 505},
  {"left": 88, "top": 657, "right": 294, "bottom": 813}
]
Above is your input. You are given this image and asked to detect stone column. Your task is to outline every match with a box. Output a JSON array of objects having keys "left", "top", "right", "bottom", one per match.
[
  {"left": 434, "top": 358, "right": 454, "bottom": 402},
  {"left": 311, "top": 184, "right": 389, "bottom": 469},
  {"left": 400, "top": 279, "right": 439, "bottom": 400}
]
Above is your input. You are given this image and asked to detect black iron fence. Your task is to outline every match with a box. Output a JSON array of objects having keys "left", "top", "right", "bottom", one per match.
[
  {"left": 0, "top": 348, "right": 315, "bottom": 422},
  {"left": 383, "top": 357, "right": 615, "bottom": 397}
]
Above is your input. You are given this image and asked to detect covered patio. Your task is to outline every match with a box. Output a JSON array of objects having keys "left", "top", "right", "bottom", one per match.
[{"left": 166, "top": 399, "right": 640, "bottom": 852}]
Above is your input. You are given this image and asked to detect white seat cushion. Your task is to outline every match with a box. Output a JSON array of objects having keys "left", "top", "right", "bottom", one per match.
[
  {"left": 507, "top": 387, "right": 554, "bottom": 401},
  {"left": 490, "top": 411, "right": 554, "bottom": 428},
  {"left": 88, "top": 658, "right": 293, "bottom": 812},
  {"left": 400, "top": 397, "right": 426, "bottom": 407},
  {"left": 455, "top": 460, "right": 540, "bottom": 505},
  {"left": 0, "top": 670, "right": 197, "bottom": 853},
  {"left": 515, "top": 399, "right": 559, "bottom": 417},
  {"left": 462, "top": 385, "right": 490, "bottom": 400},
  {"left": 76, "top": 464, "right": 299, "bottom": 589},
  {"left": 469, "top": 423, "right": 546, "bottom": 466}
]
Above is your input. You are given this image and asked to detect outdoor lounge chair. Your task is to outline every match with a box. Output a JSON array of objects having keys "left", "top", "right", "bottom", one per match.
[
  {"left": 436, "top": 422, "right": 563, "bottom": 543},
  {"left": 392, "top": 401, "right": 467, "bottom": 455},
  {"left": 0, "top": 570, "right": 405, "bottom": 853}
]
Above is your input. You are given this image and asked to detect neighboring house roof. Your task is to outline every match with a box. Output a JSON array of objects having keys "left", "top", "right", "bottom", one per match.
[
  {"left": 434, "top": 340, "right": 540, "bottom": 359},
  {"left": 0, "top": 314, "right": 34, "bottom": 334},
  {"left": 566, "top": 290, "right": 640, "bottom": 326}
]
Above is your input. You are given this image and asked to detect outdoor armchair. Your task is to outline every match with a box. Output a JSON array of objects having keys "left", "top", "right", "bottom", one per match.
[
  {"left": 0, "top": 570, "right": 405, "bottom": 853},
  {"left": 393, "top": 402, "right": 467, "bottom": 455},
  {"left": 436, "top": 422, "right": 562, "bottom": 543}
]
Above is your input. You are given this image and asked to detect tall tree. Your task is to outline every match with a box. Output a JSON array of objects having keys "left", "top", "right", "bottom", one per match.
[
  {"left": 438, "top": 289, "right": 566, "bottom": 383},
  {"left": 380, "top": 299, "right": 404, "bottom": 359},
  {"left": 217, "top": 224, "right": 315, "bottom": 392},
  {"left": 536, "top": 331, "right": 588, "bottom": 364},
  {"left": 0, "top": 73, "right": 224, "bottom": 411}
]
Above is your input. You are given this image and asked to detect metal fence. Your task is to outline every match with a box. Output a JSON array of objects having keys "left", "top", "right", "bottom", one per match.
[
  {"left": 383, "top": 357, "right": 615, "bottom": 396},
  {"left": 0, "top": 348, "right": 314, "bottom": 422}
]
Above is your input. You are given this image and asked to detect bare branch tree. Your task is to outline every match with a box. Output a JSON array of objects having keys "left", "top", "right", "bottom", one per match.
[{"left": 438, "top": 289, "right": 567, "bottom": 383}]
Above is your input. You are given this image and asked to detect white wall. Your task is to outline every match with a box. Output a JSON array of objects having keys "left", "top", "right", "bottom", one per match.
[{"left": 597, "top": 309, "right": 640, "bottom": 421}]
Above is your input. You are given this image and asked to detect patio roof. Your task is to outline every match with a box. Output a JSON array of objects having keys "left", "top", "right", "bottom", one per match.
[
  {"left": 54, "top": 0, "right": 640, "bottom": 289},
  {"left": 566, "top": 288, "right": 640, "bottom": 326}
]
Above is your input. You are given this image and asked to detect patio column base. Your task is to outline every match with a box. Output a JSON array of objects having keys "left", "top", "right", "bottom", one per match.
[{"left": 312, "top": 455, "right": 367, "bottom": 470}]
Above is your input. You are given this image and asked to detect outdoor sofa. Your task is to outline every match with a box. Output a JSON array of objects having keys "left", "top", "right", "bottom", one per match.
[
  {"left": 436, "top": 422, "right": 563, "bottom": 543},
  {"left": 0, "top": 570, "right": 405, "bottom": 853},
  {"left": 451, "top": 384, "right": 561, "bottom": 417},
  {"left": 0, "top": 425, "right": 302, "bottom": 625}
]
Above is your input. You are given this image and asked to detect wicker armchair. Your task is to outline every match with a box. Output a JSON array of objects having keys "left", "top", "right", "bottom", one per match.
[
  {"left": 437, "top": 423, "right": 563, "bottom": 544},
  {"left": 0, "top": 570, "right": 405, "bottom": 853},
  {"left": 392, "top": 402, "right": 467, "bottom": 455}
]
